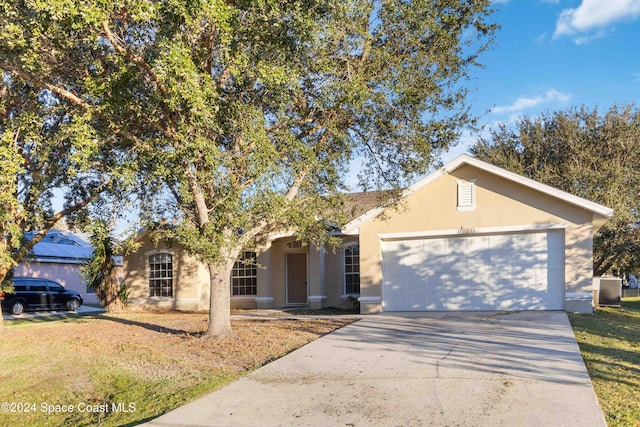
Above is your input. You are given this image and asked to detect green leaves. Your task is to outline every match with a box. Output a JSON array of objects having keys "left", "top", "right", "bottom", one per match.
[
  {"left": 0, "top": 0, "right": 496, "bottom": 334},
  {"left": 472, "top": 104, "right": 640, "bottom": 276}
]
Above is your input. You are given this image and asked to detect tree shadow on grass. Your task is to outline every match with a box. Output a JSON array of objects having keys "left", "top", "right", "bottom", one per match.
[{"left": 92, "top": 313, "right": 200, "bottom": 337}]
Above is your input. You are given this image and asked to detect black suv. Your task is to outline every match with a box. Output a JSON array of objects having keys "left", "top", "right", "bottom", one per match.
[{"left": 1, "top": 277, "right": 83, "bottom": 315}]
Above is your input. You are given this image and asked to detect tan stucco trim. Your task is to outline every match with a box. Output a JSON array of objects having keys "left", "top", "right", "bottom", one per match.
[{"left": 376, "top": 223, "right": 569, "bottom": 241}]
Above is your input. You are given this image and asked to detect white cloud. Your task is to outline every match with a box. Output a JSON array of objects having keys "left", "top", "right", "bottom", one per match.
[
  {"left": 491, "top": 90, "right": 572, "bottom": 116},
  {"left": 573, "top": 30, "right": 608, "bottom": 45},
  {"left": 554, "top": 0, "right": 640, "bottom": 42}
]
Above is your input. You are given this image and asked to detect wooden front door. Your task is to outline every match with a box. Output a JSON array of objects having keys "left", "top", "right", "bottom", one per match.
[{"left": 287, "top": 253, "right": 307, "bottom": 304}]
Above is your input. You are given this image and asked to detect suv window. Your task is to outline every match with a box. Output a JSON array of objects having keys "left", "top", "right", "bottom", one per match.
[
  {"left": 30, "top": 284, "right": 47, "bottom": 292},
  {"left": 13, "top": 285, "right": 27, "bottom": 292},
  {"left": 47, "top": 282, "right": 64, "bottom": 292}
]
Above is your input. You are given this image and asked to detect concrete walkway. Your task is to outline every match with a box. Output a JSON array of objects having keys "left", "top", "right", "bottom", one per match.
[{"left": 143, "top": 311, "right": 606, "bottom": 427}]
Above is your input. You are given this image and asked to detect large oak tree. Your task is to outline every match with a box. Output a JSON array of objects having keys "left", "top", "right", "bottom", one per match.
[{"left": 1, "top": 0, "right": 497, "bottom": 337}]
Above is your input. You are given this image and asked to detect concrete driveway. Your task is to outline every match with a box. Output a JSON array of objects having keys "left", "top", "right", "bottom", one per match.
[
  {"left": 144, "top": 311, "right": 606, "bottom": 427},
  {"left": 2, "top": 304, "right": 104, "bottom": 320}
]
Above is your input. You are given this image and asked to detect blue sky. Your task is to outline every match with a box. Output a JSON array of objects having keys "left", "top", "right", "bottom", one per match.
[{"left": 445, "top": 0, "right": 640, "bottom": 161}]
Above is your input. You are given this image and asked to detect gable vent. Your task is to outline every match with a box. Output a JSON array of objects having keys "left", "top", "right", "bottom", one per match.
[{"left": 457, "top": 179, "right": 476, "bottom": 211}]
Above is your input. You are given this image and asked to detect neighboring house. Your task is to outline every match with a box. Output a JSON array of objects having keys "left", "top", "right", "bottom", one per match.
[
  {"left": 13, "top": 229, "right": 116, "bottom": 305},
  {"left": 124, "top": 155, "right": 613, "bottom": 314}
]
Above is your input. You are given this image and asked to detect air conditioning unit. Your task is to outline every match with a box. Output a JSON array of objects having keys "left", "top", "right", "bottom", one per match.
[{"left": 598, "top": 277, "right": 622, "bottom": 307}]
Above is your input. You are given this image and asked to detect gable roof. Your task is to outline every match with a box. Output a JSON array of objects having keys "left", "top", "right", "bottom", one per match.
[
  {"left": 342, "top": 190, "right": 398, "bottom": 223},
  {"left": 342, "top": 154, "right": 614, "bottom": 234}
]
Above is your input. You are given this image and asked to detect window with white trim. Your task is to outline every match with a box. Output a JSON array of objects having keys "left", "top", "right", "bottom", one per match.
[
  {"left": 285, "top": 240, "right": 303, "bottom": 249},
  {"left": 457, "top": 179, "right": 476, "bottom": 211},
  {"left": 148, "top": 253, "right": 173, "bottom": 297},
  {"left": 344, "top": 245, "right": 360, "bottom": 294},
  {"left": 232, "top": 251, "right": 257, "bottom": 296}
]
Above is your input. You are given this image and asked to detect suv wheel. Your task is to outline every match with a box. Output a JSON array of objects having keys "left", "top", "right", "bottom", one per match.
[
  {"left": 67, "top": 299, "right": 80, "bottom": 311},
  {"left": 10, "top": 301, "right": 25, "bottom": 315}
]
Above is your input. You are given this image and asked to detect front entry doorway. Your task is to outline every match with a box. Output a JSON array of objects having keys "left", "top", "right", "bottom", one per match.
[{"left": 286, "top": 252, "right": 308, "bottom": 304}]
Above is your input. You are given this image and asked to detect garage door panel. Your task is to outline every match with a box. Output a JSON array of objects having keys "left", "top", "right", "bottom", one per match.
[
  {"left": 382, "top": 231, "right": 565, "bottom": 312},
  {"left": 448, "top": 279, "right": 495, "bottom": 310}
]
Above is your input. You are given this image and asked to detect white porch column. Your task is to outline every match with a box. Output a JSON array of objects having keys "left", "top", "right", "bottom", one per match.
[
  {"left": 307, "top": 243, "right": 326, "bottom": 309},
  {"left": 255, "top": 241, "right": 274, "bottom": 309}
]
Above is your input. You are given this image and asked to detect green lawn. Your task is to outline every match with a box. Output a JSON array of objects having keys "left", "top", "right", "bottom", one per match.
[
  {"left": 569, "top": 297, "right": 640, "bottom": 426},
  {"left": 0, "top": 312, "right": 352, "bottom": 427}
]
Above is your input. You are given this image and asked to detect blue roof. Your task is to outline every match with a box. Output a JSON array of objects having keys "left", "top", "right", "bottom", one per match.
[
  {"left": 24, "top": 229, "right": 93, "bottom": 264},
  {"left": 22, "top": 229, "right": 123, "bottom": 266}
]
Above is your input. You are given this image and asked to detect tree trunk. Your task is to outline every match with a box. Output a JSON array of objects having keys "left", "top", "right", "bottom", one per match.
[
  {"left": 203, "top": 261, "right": 234, "bottom": 339},
  {"left": 0, "top": 264, "right": 10, "bottom": 332},
  {"left": 594, "top": 254, "right": 615, "bottom": 277},
  {"left": 98, "top": 273, "right": 126, "bottom": 313},
  {"left": 103, "top": 297, "right": 126, "bottom": 313}
]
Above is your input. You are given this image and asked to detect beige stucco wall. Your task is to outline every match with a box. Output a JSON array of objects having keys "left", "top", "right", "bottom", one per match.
[
  {"left": 125, "top": 234, "right": 357, "bottom": 312},
  {"left": 124, "top": 236, "right": 210, "bottom": 311},
  {"left": 256, "top": 237, "right": 357, "bottom": 310},
  {"left": 358, "top": 164, "right": 598, "bottom": 313}
]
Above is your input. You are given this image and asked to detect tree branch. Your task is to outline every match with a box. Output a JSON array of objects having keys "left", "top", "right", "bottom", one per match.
[
  {"left": 12, "top": 183, "right": 108, "bottom": 265},
  {"left": 0, "top": 62, "right": 91, "bottom": 109},
  {"left": 100, "top": 21, "right": 176, "bottom": 135},
  {"left": 100, "top": 21, "right": 169, "bottom": 100}
]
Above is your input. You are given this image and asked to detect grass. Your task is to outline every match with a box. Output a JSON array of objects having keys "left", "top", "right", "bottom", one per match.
[
  {"left": 568, "top": 297, "right": 640, "bottom": 427},
  {"left": 3, "top": 303, "right": 638, "bottom": 426},
  {"left": 0, "top": 311, "right": 354, "bottom": 426}
]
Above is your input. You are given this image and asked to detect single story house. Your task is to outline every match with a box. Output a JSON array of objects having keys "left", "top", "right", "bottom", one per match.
[
  {"left": 123, "top": 154, "right": 613, "bottom": 314},
  {"left": 14, "top": 229, "right": 101, "bottom": 304}
]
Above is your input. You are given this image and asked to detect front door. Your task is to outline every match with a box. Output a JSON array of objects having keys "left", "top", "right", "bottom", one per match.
[{"left": 287, "top": 253, "right": 307, "bottom": 304}]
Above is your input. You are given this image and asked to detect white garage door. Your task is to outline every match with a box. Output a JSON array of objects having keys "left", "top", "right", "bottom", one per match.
[{"left": 381, "top": 231, "right": 564, "bottom": 311}]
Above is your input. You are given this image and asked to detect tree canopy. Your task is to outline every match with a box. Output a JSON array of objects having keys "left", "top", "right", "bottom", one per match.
[
  {"left": 1, "top": 0, "right": 497, "bottom": 337},
  {"left": 471, "top": 104, "right": 640, "bottom": 277}
]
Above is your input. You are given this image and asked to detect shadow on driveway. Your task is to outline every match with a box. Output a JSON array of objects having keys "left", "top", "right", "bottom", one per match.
[{"left": 144, "top": 311, "right": 607, "bottom": 427}]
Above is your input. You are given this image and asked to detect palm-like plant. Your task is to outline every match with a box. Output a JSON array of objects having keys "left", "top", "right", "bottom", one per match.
[{"left": 82, "top": 222, "right": 127, "bottom": 312}]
